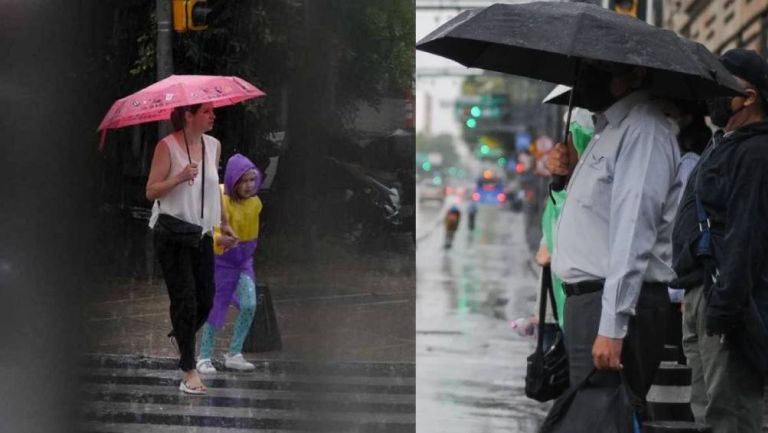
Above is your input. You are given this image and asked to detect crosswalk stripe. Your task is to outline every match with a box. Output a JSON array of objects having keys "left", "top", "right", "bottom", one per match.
[
  {"left": 85, "top": 383, "right": 414, "bottom": 404},
  {"left": 82, "top": 413, "right": 414, "bottom": 432},
  {"left": 82, "top": 373, "right": 415, "bottom": 394},
  {"left": 84, "top": 367, "right": 415, "bottom": 387},
  {"left": 80, "top": 421, "right": 299, "bottom": 433},
  {"left": 84, "top": 400, "right": 415, "bottom": 423},
  {"left": 81, "top": 390, "right": 414, "bottom": 414},
  {"left": 81, "top": 355, "right": 415, "bottom": 433},
  {"left": 82, "top": 354, "right": 415, "bottom": 378}
]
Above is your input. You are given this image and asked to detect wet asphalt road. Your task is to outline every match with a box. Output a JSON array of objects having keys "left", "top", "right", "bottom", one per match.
[{"left": 416, "top": 197, "right": 551, "bottom": 433}]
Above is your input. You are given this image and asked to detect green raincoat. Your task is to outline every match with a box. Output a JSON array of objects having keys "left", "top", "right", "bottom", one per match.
[{"left": 542, "top": 122, "right": 594, "bottom": 327}]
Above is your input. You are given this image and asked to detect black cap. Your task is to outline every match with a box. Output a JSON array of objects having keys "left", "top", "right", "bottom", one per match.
[{"left": 720, "top": 48, "right": 768, "bottom": 101}]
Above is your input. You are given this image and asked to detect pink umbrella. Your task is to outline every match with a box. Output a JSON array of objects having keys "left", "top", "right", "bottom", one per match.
[{"left": 97, "top": 74, "right": 266, "bottom": 147}]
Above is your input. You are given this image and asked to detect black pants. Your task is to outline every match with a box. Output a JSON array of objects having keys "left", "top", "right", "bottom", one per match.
[
  {"left": 564, "top": 283, "right": 669, "bottom": 417},
  {"left": 665, "top": 302, "right": 686, "bottom": 364},
  {"left": 154, "top": 231, "right": 214, "bottom": 371}
]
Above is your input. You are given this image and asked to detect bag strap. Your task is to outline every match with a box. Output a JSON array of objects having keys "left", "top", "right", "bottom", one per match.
[
  {"left": 536, "top": 265, "right": 557, "bottom": 351},
  {"left": 201, "top": 136, "right": 206, "bottom": 219},
  {"left": 694, "top": 193, "right": 711, "bottom": 257},
  {"left": 182, "top": 131, "right": 206, "bottom": 219},
  {"left": 546, "top": 266, "right": 559, "bottom": 324},
  {"left": 691, "top": 141, "right": 721, "bottom": 288}
]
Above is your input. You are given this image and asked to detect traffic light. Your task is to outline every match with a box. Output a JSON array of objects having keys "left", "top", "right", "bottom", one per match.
[
  {"left": 465, "top": 118, "right": 477, "bottom": 129},
  {"left": 173, "top": 0, "right": 211, "bottom": 32},
  {"left": 611, "top": 0, "right": 644, "bottom": 19},
  {"left": 470, "top": 105, "right": 482, "bottom": 118}
]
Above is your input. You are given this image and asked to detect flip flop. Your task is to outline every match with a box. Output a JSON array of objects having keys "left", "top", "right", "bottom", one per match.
[{"left": 179, "top": 380, "right": 207, "bottom": 395}]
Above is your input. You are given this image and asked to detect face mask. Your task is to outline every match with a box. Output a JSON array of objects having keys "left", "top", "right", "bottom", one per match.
[
  {"left": 570, "top": 122, "right": 594, "bottom": 157},
  {"left": 706, "top": 96, "right": 745, "bottom": 128}
]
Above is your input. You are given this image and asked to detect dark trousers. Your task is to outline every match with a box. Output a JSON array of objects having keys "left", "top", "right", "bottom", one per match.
[
  {"left": 154, "top": 232, "right": 214, "bottom": 371},
  {"left": 564, "top": 283, "right": 669, "bottom": 417},
  {"left": 665, "top": 302, "right": 686, "bottom": 364}
]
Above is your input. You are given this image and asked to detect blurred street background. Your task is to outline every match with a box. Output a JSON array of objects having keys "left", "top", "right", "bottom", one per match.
[{"left": 415, "top": 0, "right": 768, "bottom": 432}]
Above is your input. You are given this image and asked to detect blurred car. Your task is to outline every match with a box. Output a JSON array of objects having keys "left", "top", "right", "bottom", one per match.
[
  {"left": 418, "top": 177, "right": 446, "bottom": 203},
  {"left": 444, "top": 181, "right": 470, "bottom": 201},
  {"left": 472, "top": 169, "right": 506, "bottom": 205}
]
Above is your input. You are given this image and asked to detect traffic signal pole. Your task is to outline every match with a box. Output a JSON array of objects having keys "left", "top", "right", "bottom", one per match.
[{"left": 156, "top": 0, "right": 174, "bottom": 137}]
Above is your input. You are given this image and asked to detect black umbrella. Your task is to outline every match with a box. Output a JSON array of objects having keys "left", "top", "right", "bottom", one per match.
[
  {"left": 416, "top": 1, "right": 742, "bottom": 190},
  {"left": 416, "top": 1, "right": 742, "bottom": 100}
]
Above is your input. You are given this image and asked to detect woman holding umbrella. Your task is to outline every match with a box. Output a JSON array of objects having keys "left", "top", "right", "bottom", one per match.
[
  {"left": 146, "top": 102, "right": 235, "bottom": 395},
  {"left": 98, "top": 75, "right": 265, "bottom": 395}
]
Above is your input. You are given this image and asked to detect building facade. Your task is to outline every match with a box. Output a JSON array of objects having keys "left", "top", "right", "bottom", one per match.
[{"left": 663, "top": 0, "right": 768, "bottom": 55}]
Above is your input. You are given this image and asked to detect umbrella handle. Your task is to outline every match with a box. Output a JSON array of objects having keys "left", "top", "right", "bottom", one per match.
[{"left": 551, "top": 60, "right": 581, "bottom": 193}]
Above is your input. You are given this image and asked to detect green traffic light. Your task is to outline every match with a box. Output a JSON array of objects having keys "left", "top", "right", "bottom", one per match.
[
  {"left": 480, "top": 144, "right": 489, "bottom": 155},
  {"left": 470, "top": 106, "right": 482, "bottom": 117},
  {"left": 422, "top": 162, "right": 432, "bottom": 171},
  {"left": 466, "top": 118, "right": 477, "bottom": 128},
  {"left": 498, "top": 157, "right": 507, "bottom": 167}
]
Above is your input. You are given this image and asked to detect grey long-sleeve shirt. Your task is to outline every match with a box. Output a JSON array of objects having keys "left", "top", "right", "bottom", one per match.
[{"left": 552, "top": 90, "right": 681, "bottom": 339}]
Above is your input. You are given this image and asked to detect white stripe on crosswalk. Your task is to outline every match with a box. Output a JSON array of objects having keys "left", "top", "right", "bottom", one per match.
[
  {"left": 85, "top": 400, "right": 416, "bottom": 424},
  {"left": 83, "top": 367, "right": 415, "bottom": 387},
  {"left": 84, "top": 383, "right": 415, "bottom": 404}
]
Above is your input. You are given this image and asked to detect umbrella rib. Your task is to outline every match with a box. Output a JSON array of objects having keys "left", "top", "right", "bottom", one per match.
[{"left": 460, "top": 6, "right": 495, "bottom": 70}]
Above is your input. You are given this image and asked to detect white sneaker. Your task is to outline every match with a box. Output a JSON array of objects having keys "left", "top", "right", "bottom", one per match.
[
  {"left": 224, "top": 353, "right": 255, "bottom": 371},
  {"left": 196, "top": 358, "right": 217, "bottom": 374}
]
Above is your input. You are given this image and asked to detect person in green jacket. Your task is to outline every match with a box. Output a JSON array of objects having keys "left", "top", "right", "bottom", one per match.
[{"left": 536, "top": 108, "right": 594, "bottom": 327}]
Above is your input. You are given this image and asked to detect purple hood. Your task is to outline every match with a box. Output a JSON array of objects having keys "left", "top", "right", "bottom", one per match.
[{"left": 223, "top": 153, "right": 262, "bottom": 197}]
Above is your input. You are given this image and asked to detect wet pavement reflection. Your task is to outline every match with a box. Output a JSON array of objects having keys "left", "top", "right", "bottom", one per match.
[{"left": 417, "top": 199, "right": 550, "bottom": 432}]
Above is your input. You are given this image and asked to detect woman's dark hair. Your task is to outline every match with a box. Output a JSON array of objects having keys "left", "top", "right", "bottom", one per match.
[{"left": 170, "top": 103, "right": 203, "bottom": 131}]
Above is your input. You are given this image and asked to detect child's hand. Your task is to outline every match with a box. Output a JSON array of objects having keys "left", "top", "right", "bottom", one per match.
[
  {"left": 217, "top": 234, "right": 239, "bottom": 251},
  {"left": 221, "top": 223, "right": 236, "bottom": 238}
]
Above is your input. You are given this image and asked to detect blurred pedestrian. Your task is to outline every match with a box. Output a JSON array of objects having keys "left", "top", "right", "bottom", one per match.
[
  {"left": 665, "top": 101, "right": 712, "bottom": 364},
  {"left": 146, "top": 103, "right": 233, "bottom": 395},
  {"left": 671, "top": 48, "right": 768, "bottom": 433},
  {"left": 444, "top": 205, "right": 461, "bottom": 249},
  {"left": 197, "top": 154, "right": 263, "bottom": 374},
  {"left": 467, "top": 202, "right": 478, "bottom": 231},
  {"left": 546, "top": 61, "right": 681, "bottom": 421}
]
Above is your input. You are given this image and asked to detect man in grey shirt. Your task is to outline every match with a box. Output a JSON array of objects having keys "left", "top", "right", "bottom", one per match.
[{"left": 546, "top": 61, "right": 681, "bottom": 414}]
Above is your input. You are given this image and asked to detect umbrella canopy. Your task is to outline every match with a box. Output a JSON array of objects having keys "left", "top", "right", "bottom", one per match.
[
  {"left": 542, "top": 84, "right": 597, "bottom": 109},
  {"left": 543, "top": 84, "right": 574, "bottom": 106},
  {"left": 97, "top": 75, "right": 266, "bottom": 145},
  {"left": 416, "top": 1, "right": 743, "bottom": 100}
]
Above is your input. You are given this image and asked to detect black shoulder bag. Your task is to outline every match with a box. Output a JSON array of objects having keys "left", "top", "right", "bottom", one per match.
[
  {"left": 155, "top": 133, "right": 206, "bottom": 248},
  {"left": 525, "top": 265, "right": 569, "bottom": 402}
]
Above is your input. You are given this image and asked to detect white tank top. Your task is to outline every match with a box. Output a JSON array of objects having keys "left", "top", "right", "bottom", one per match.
[{"left": 149, "top": 133, "right": 222, "bottom": 235}]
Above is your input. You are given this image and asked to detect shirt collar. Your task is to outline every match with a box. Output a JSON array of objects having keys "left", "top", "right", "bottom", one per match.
[{"left": 593, "top": 90, "right": 651, "bottom": 132}]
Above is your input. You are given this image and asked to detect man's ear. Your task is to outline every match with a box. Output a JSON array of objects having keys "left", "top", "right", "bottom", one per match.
[{"left": 743, "top": 88, "right": 758, "bottom": 108}]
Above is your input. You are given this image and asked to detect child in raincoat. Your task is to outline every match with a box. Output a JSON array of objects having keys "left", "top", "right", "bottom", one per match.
[{"left": 197, "top": 153, "right": 263, "bottom": 373}]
